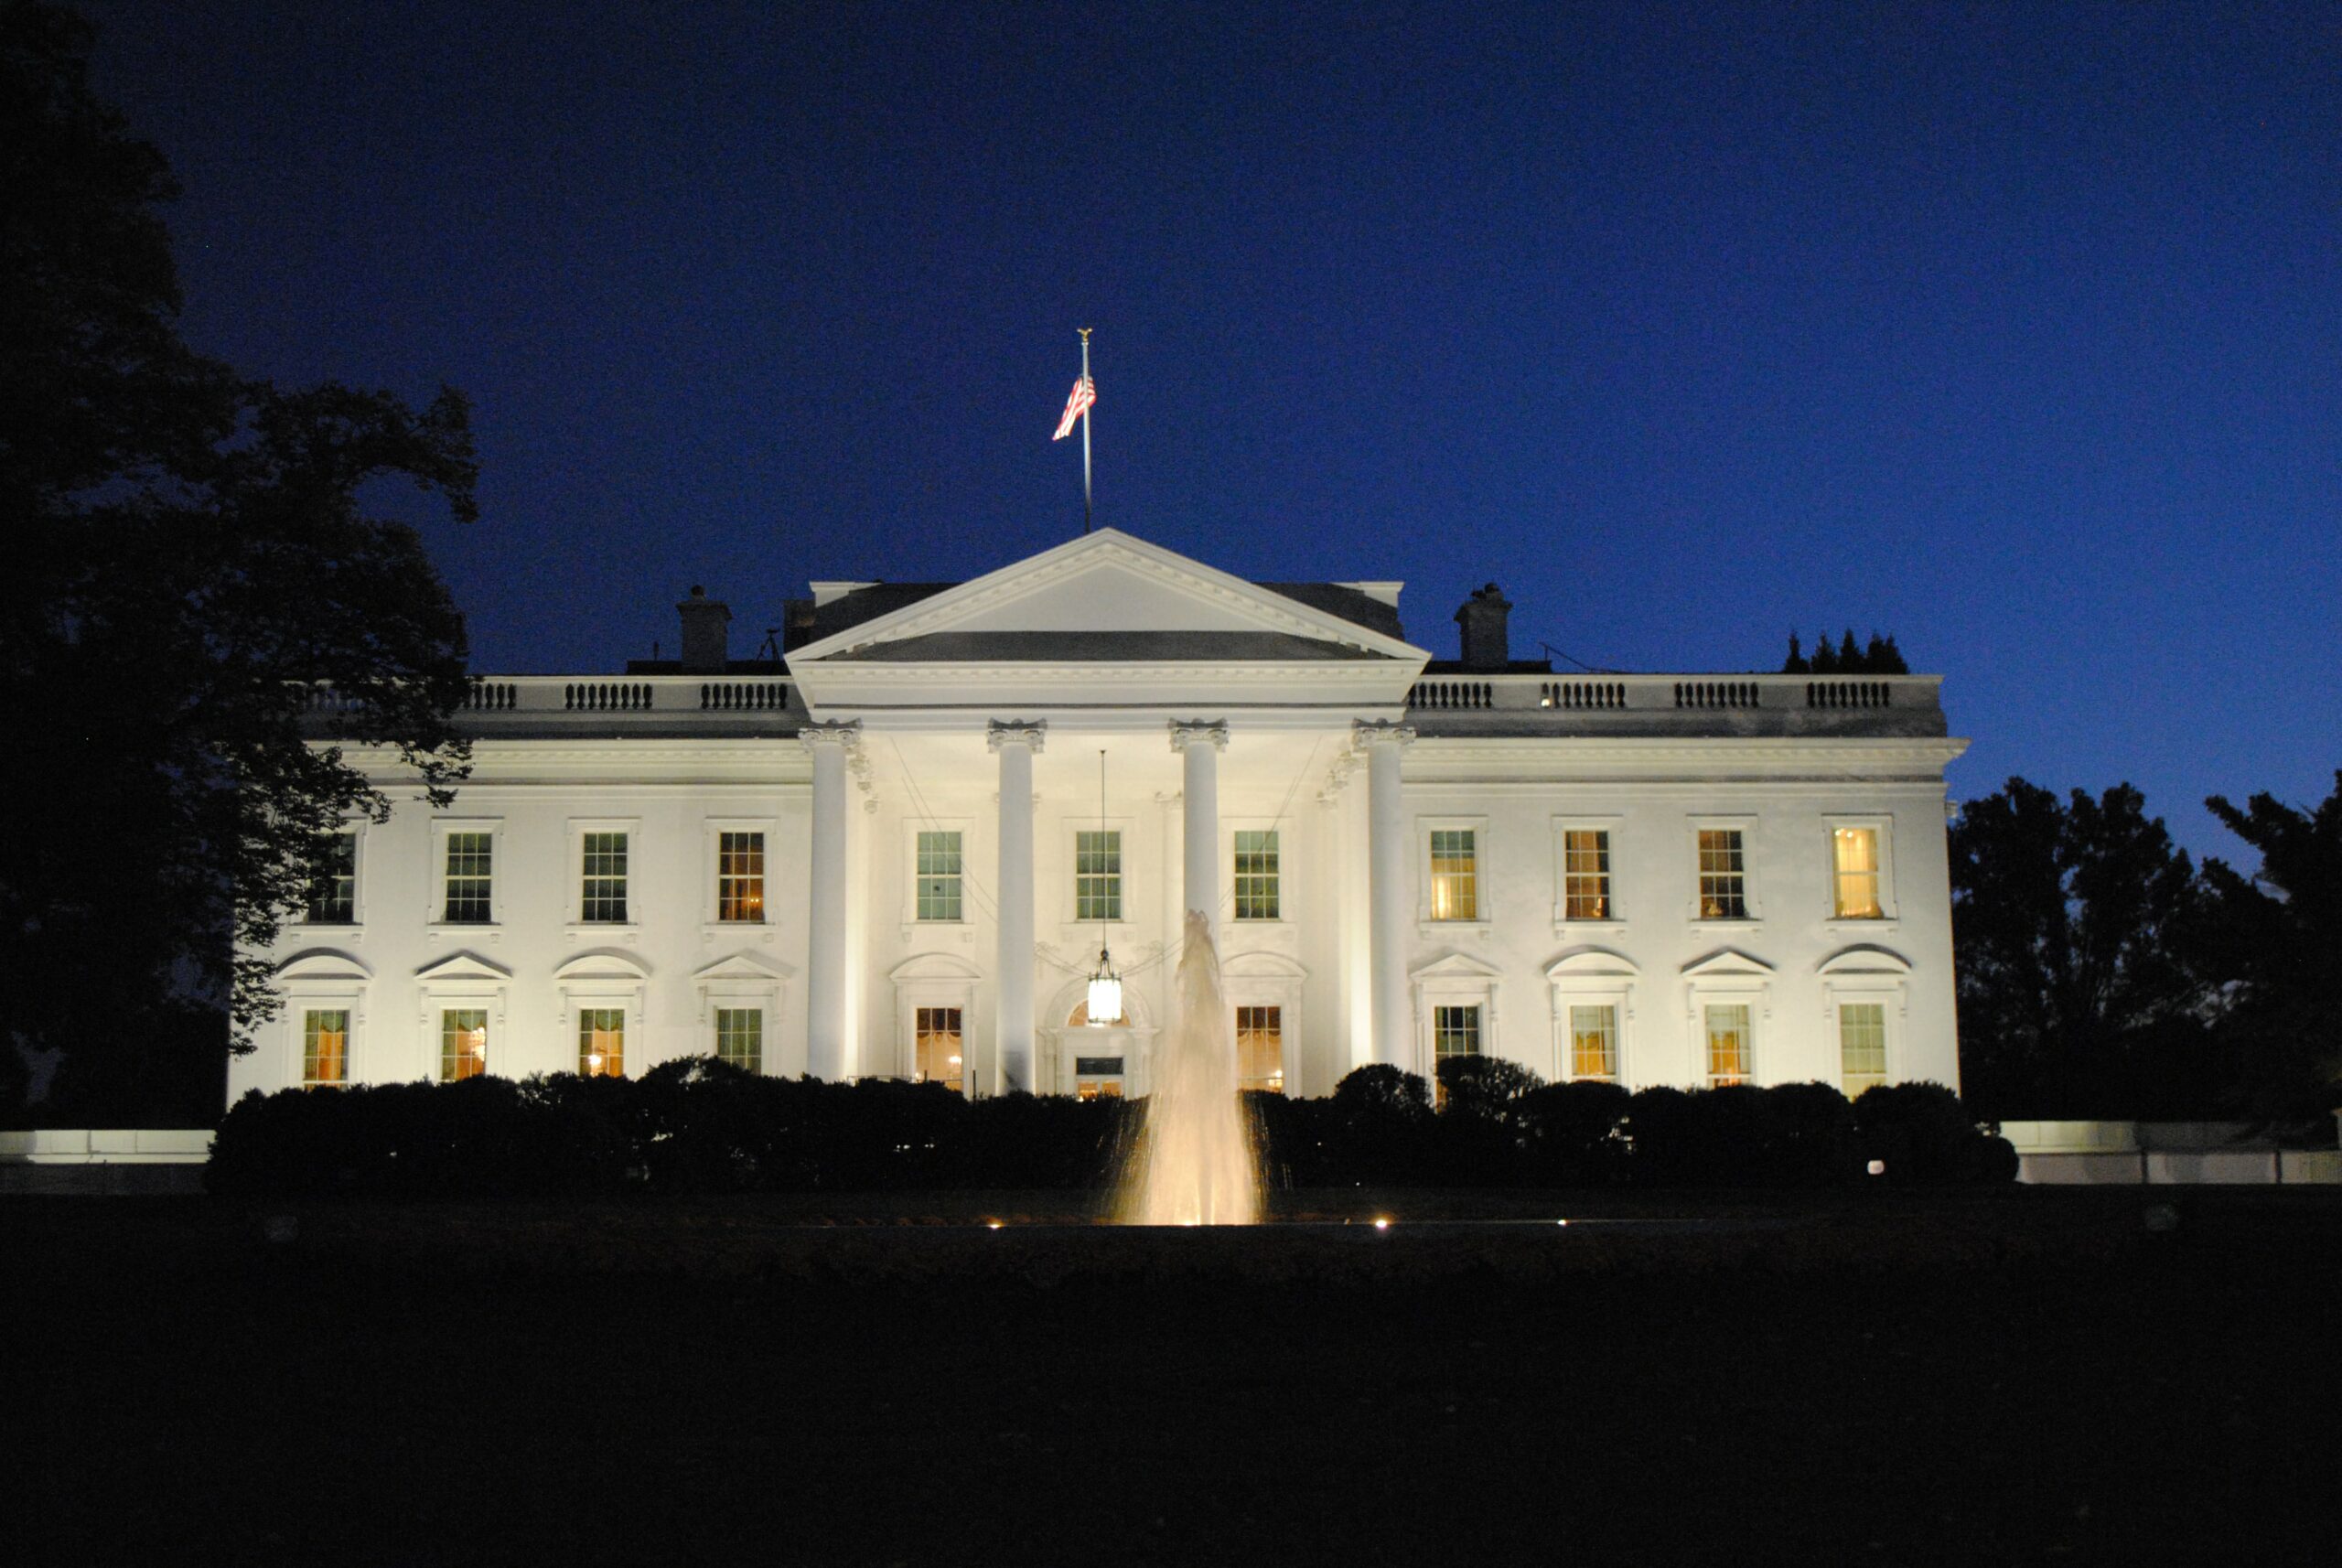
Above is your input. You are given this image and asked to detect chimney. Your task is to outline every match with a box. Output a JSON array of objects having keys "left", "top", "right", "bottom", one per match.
[
  {"left": 678, "top": 585, "right": 731, "bottom": 673},
  {"left": 1456, "top": 583, "right": 1512, "bottom": 671}
]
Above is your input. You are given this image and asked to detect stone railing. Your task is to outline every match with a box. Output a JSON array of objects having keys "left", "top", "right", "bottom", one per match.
[
  {"left": 1402, "top": 672, "right": 1944, "bottom": 732},
  {"left": 305, "top": 673, "right": 803, "bottom": 729}
]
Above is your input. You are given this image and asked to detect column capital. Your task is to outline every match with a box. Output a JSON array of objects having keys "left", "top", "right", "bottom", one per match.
[
  {"left": 1167, "top": 718, "right": 1229, "bottom": 754},
  {"left": 987, "top": 718, "right": 1047, "bottom": 754},
  {"left": 1352, "top": 718, "right": 1417, "bottom": 748},
  {"left": 799, "top": 718, "right": 863, "bottom": 756}
]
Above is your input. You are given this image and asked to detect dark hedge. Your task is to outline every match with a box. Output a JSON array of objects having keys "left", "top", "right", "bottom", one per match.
[{"left": 207, "top": 1057, "right": 2013, "bottom": 1198}]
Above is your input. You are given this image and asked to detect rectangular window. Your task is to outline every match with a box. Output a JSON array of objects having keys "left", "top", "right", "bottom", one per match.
[
  {"left": 1568, "top": 1004, "right": 1618, "bottom": 1082},
  {"left": 302, "top": 1009, "right": 349, "bottom": 1088},
  {"left": 305, "top": 833, "right": 357, "bottom": 924},
  {"left": 1075, "top": 830, "right": 1122, "bottom": 922},
  {"left": 714, "top": 1007, "right": 763, "bottom": 1075},
  {"left": 440, "top": 1008, "right": 488, "bottom": 1082},
  {"left": 579, "top": 1009, "right": 626, "bottom": 1078},
  {"left": 1704, "top": 1003, "right": 1752, "bottom": 1087},
  {"left": 1832, "top": 827, "right": 1883, "bottom": 918},
  {"left": 718, "top": 831, "right": 765, "bottom": 923},
  {"left": 1233, "top": 831, "right": 1281, "bottom": 921},
  {"left": 1697, "top": 829, "right": 1747, "bottom": 920},
  {"left": 580, "top": 832, "right": 629, "bottom": 923},
  {"left": 916, "top": 831, "right": 963, "bottom": 922},
  {"left": 442, "top": 832, "right": 493, "bottom": 924},
  {"left": 1236, "top": 1004, "right": 1284, "bottom": 1093},
  {"left": 1434, "top": 1004, "right": 1482, "bottom": 1060},
  {"left": 1563, "top": 830, "right": 1611, "bottom": 921},
  {"left": 915, "top": 1006, "right": 964, "bottom": 1093},
  {"left": 1840, "top": 1002, "right": 1887, "bottom": 1097},
  {"left": 1430, "top": 829, "right": 1478, "bottom": 921}
]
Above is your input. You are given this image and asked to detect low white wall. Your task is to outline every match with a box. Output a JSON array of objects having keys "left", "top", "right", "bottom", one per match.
[
  {"left": 0, "top": 1129, "right": 214, "bottom": 1165},
  {"left": 2006, "top": 1121, "right": 2341, "bottom": 1186}
]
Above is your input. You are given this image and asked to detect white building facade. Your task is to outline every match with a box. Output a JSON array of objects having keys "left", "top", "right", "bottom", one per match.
[{"left": 235, "top": 530, "right": 1968, "bottom": 1105}]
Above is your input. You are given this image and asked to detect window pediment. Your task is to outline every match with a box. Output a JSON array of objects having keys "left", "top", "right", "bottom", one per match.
[
  {"left": 414, "top": 950, "right": 512, "bottom": 983},
  {"left": 1817, "top": 943, "right": 1913, "bottom": 977},
  {"left": 694, "top": 951, "right": 794, "bottom": 984},
  {"left": 1681, "top": 948, "right": 1775, "bottom": 980},
  {"left": 889, "top": 952, "right": 984, "bottom": 983},
  {"left": 1222, "top": 950, "right": 1308, "bottom": 982},
  {"left": 276, "top": 948, "right": 372, "bottom": 983},
  {"left": 554, "top": 950, "right": 651, "bottom": 983},
  {"left": 1411, "top": 951, "right": 1503, "bottom": 983},
  {"left": 1545, "top": 947, "right": 1639, "bottom": 982}
]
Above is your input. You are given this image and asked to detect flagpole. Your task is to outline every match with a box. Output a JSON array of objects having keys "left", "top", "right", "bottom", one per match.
[{"left": 1079, "top": 328, "right": 1093, "bottom": 533}]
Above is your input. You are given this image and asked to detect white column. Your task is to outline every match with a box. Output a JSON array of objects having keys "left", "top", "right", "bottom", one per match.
[
  {"left": 1169, "top": 720, "right": 1228, "bottom": 938},
  {"left": 989, "top": 720, "right": 1045, "bottom": 1094},
  {"left": 801, "top": 720, "right": 860, "bottom": 1080},
  {"left": 1359, "top": 720, "right": 1415, "bottom": 1069}
]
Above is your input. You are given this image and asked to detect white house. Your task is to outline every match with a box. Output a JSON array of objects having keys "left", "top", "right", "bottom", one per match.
[{"left": 234, "top": 529, "right": 1968, "bottom": 1106}]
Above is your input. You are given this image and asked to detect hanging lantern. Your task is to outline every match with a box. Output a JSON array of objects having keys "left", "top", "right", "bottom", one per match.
[{"left": 1087, "top": 948, "right": 1123, "bottom": 1026}]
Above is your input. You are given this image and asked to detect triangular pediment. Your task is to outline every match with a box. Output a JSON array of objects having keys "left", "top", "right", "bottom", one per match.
[
  {"left": 1681, "top": 948, "right": 1775, "bottom": 980},
  {"left": 1411, "top": 950, "right": 1504, "bottom": 982},
  {"left": 695, "top": 951, "right": 795, "bottom": 984},
  {"left": 788, "top": 530, "right": 1426, "bottom": 666},
  {"left": 415, "top": 950, "right": 511, "bottom": 983}
]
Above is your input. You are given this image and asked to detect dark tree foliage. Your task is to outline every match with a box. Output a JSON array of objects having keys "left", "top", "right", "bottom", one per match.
[
  {"left": 1949, "top": 779, "right": 2213, "bottom": 1117},
  {"left": 2199, "top": 771, "right": 2342, "bottom": 1118},
  {"left": 3, "top": 4, "right": 477, "bottom": 1106},
  {"left": 1784, "top": 629, "right": 1907, "bottom": 675}
]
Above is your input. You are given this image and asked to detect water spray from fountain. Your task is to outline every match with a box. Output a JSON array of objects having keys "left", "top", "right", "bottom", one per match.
[{"left": 1119, "top": 909, "right": 1262, "bottom": 1225}]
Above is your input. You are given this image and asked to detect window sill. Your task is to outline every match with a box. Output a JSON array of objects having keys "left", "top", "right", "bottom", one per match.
[
  {"left": 1418, "top": 920, "right": 1492, "bottom": 939},
  {"left": 1551, "top": 918, "right": 1627, "bottom": 938},
  {"left": 1687, "top": 920, "right": 1765, "bottom": 937},
  {"left": 291, "top": 923, "right": 366, "bottom": 942},
  {"left": 566, "top": 925, "right": 640, "bottom": 943},
  {"left": 426, "top": 923, "right": 500, "bottom": 942},
  {"left": 1823, "top": 918, "right": 1898, "bottom": 934}
]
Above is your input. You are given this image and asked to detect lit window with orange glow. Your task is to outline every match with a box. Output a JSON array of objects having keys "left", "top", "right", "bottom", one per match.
[
  {"left": 1704, "top": 1004, "right": 1751, "bottom": 1087},
  {"left": 1568, "top": 1004, "right": 1617, "bottom": 1082},
  {"left": 1236, "top": 1004, "right": 1284, "bottom": 1093},
  {"left": 1840, "top": 1002, "right": 1886, "bottom": 1097},
  {"left": 717, "top": 832, "right": 765, "bottom": 922},
  {"left": 914, "top": 1005, "right": 963, "bottom": 1093},
  {"left": 1832, "top": 828, "right": 1882, "bottom": 918},
  {"left": 1429, "top": 830, "right": 1478, "bottom": 921},
  {"left": 303, "top": 1009, "right": 349, "bottom": 1088},
  {"left": 1697, "top": 830, "right": 1747, "bottom": 919},
  {"left": 1563, "top": 830, "right": 1610, "bottom": 920},
  {"left": 440, "top": 1009, "right": 488, "bottom": 1081},
  {"left": 579, "top": 1009, "right": 625, "bottom": 1078}
]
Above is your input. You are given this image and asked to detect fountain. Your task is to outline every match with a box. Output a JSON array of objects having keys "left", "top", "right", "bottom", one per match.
[{"left": 1118, "top": 910, "right": 1262, "bottom": 1225}]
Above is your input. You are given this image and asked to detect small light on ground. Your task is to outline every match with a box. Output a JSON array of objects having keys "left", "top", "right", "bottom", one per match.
[
  {"left": 1555, "top": 1219, "right": 1569, "bottom": 1227},
  {"left": 1373, "top": 1218, "right": 1391, "bottom": 1231},
  {"left": 1866, "top": 1159, "right": 1886, "bottom": 1176},
  {"left": 986, "top": 1220, "right": 1003, "bottom": 1230}
]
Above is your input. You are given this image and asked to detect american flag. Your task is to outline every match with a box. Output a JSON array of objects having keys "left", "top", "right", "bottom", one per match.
[{"left": 1051, "top": 375, "right": 1095, "bottom": 440}]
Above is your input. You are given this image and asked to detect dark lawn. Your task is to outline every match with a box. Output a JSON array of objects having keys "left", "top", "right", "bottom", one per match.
[{"left": 8, "top": 1187, "right": 2337, "bottom": 1565}]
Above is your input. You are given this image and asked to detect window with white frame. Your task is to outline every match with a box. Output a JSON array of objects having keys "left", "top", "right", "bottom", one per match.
[
  {"left": 1832, "top": 827, "right": 1882, "bottom": 918},
  {"left": 1434, "top": 1004, "right": 1482, "bottom": 1063},
  {"left": 916, "top": 830, "right": 963, "bottom": 922},
  {"left": 1567, "top": 1004, "right": 1619, "bottom": 1082},
  {"left": 441, "top": 1008, "right": 489, "bottom": 1081},
  {"left": 302, "top": 1008, "right": 349, "bottom": 1088},
  {"left": 1839, "top": 1001, "right": 1886, "bottom": 1097},
  {"left": 714, "top": 1007, "right": 763, "bottom": 1074},
  {"left": 1235, "top": 1004, "right": 1284, "bottom": 1092},
  {"left": 1075, "top": 829, "right": 1122, "bottom": 922},
  {"left": 716, "top": 830, "right": 766, "bottom": 923},
  {"left": 1563, "top": 828, "right": 1612, "bottom": 921},
  {"left": 305, "top": 832, "right": 357, "bottom": 924},
  {"left": 578, "top": 1009, "right": 626, "bottom": 1077},
  {"left": 1696, "top": 828, "right": 1749, "bottom": 920},
  {"left": 1233, "top": 830, "right": 1280, "bottom": 921},
  {"left": 580, "top": 831, "right": 629, "bottom": 923},
  {"left": 915, "top": 1006, "right": 964, "bottom": 1091},
  {"left": 1704, "top": 1004, "right": 1752, "bottom": 1087},
  {"left": 441, "top": 832, "right": 493, "bottom": 923},
  {"left": 1429, "top": 829, "right": 1478, "bottom": 921}
]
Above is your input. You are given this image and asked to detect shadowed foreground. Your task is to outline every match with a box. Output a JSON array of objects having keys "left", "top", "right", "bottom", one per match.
[{"left": 8, "top": 1188, "right": 2337, "bottom": 1564}]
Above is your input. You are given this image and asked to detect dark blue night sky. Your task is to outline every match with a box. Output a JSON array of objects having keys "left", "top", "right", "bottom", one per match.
[{"left": 81, "top": 1, "right": 2339, "bottom": 863}]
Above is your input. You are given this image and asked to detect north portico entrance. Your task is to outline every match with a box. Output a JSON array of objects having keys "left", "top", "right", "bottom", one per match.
[{"left": 782, "top": 528, "right": 1432, "bottom": 1099}]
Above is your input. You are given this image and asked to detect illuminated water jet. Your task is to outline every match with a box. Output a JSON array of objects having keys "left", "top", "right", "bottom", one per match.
[{"left": 1119, "top": 910, "right": 1262, "bottom": 1225}]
